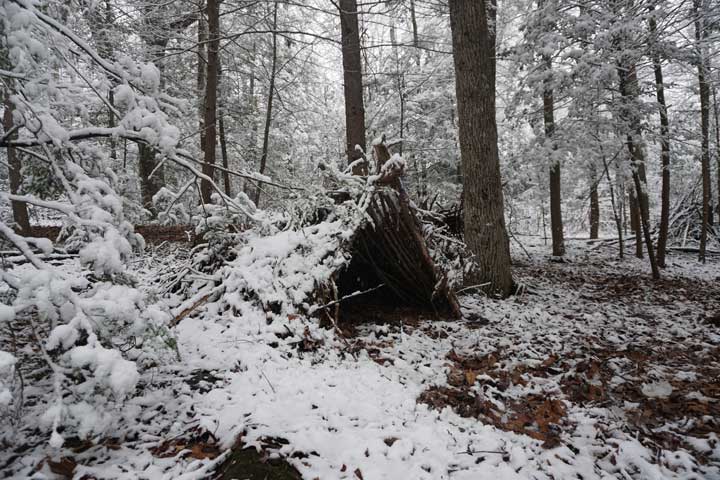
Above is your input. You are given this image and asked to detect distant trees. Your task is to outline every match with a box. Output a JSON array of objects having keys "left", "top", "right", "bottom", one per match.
[{"left": 2, "top": 0, "right": 718, "bottom": 273}]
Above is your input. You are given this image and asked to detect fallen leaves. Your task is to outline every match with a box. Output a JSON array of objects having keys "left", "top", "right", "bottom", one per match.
[
  {"left": 151, "top": 427, "right": 221, "bottom": 460},
  {"left": 47, "top": 457, "right": 76, "bottom": 478}
]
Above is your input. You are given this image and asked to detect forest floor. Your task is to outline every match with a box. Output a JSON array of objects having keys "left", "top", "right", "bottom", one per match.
[{"left": 2, "top": 237, "right": 720, "bottom": 479}]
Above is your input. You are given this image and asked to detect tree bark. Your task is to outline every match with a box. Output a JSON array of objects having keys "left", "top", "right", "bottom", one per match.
[
  {"left": 650, "top": 12, "right": 671, "bottom": 268},
  {"left": 135, "top": 5, "right": 190, "bottom": 215},
  {"left": 602, "top": 154, "right": 623, "bottom": 258},
  {"left": 693, "top": 0, "right": 711, "bottom": 262},
  {"left": 409, "top": 0, "right": 420, "bottom": 66},
  {"left": 219, "top": 111, "right": 231, "bottom": 197},
  {"left": 138, "top": 38, "right": 168, "bottom": 216},
  {"left": 543, "top": 57, "right": 565, "bottom": 256},
  {"left": 339, "top": 0, "right": 367, "bottom": 174},
  {"left": 713, "top": 84, "right": 720, "bottom": 225},
  {"left": 200, "top": 0, "right": 219, "bottom": 203},
  {"left": 390, "top": 23, "right": 404, "bottom": 155},
  {"left": 619, "top": 64, "right": 660, "bottom": 279},
  {"left": 254, "top": 1, "right": 278, "bottom": 207},
  {"left": 449, "top": 0, "right": 513, "bottom": 297},
  {"left": 218, "top": 56, "right": 230, "bottom": 197},
  {"left": 629, "top": 189, "right": 642, "bottom": 258},
  {"left": 589, "top": 163, "right": 600, "bottom": 239},
  {"left": 3, "top": 97, "right": 30, "bottom": 234}
]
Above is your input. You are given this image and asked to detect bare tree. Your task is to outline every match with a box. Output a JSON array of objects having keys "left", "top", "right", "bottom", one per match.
[{"left": 449, "top": 0, "right": 513, "bottom": 296}]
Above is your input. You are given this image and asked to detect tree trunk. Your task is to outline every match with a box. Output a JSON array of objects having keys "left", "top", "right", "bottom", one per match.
[
  {"left": 713, "top": 84, "right": 720, "bottom": 225},
  {"left": 602, "top": 154, "right": 623, "bottom": 258},
  {"left": 3, "top": 97, "right": 30, "bottom": 234},
  {"left": 449, "top": 0, "right": 513, "bottom": 297},
  {"left": 390, "top": 23, "right": 404, "bottom": 155},
  {"left": 409, "top": 0, "right": 420, "bottom": 66},
  {"left": 243, "top": 42, "right": 258, "bottom": 196},
  {"left": 619, "top": 64, "right": 660, "bottom": 279},
  {"left": 693, "top": 0, "right": 711, "bottom": 262},
  {"left": 629, "top": 189, "right": 642, "bottom": 258},
  {"left": 543, "top": 57, "right": 565, "bottom": 256},
  {"left": 138, "top": 41, "right": 168, "bottom": 216},
  {"left": 137, "top": 38, "right": 167, "bottom": 216},
  {"left": 339, "top": 0, "right": 367, "bottom": 174},
  {"left": 138, "top": 144, "right": 164, "bottom": 214},
  {"left": 253, "top": 1, "right": 278, "bottom": 207},
  {"left": 589, "top": 163, "right": 600, "bottom": 239},
  {"left": 218, "top": 56, "right": 230, "bottom": 197},
  {"left": 219, "top": 111, "right": 231, "bottom": 196},
  {"left": 650, "top": 13, "right": 671, "bottom": 268},
  {"left": 200, "top": 0, "right": 219, "bottom": 203},
  {"left": 136, "top": 11, "right": 172, "bottom": 215}
]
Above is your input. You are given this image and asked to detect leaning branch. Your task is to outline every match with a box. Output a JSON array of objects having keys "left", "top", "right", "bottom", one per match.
[{"left": 1, "top": 127, "right": 299, "bottom": 191}]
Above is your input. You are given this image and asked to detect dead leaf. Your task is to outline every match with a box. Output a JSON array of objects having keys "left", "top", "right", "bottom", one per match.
[
  {"left": 190, "top": 443, "right": 220, "bottom": 460},
  {"left": 48, "top": 457, "right": 76, "bottom": 479}
]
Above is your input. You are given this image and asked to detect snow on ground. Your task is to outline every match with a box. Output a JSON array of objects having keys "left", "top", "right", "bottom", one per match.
[{"left": 1, "top": 237, "right": 719, "bottom": 479}]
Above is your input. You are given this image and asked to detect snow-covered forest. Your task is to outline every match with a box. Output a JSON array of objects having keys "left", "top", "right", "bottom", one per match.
[{"left": 1, "top": 0, "right": 719, "bottom": 478}]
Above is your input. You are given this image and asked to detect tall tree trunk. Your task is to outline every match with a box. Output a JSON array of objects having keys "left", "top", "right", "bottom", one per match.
[
  {"left": 713, "top": 84, "right": 720, "bottom": 225},
  {"left": 1, "top": 18, "right": 29, "bottom": 233},
  {"left": 693, "top": 0, "right": 711, "bottom": 262},
  {"left": 629, "top": 189, "right": 642, "bottom": 258},
  {"left": 138, "top": 42, "right": 168, "bottom": 216},
  {"left": 449, "top": 0, "right": 513, "bottom": 297},
  {"left": 589, "top": 163, "right": 600, "bottom": 239},
  {"left": 197, "top": 3, "right": 208, "bottom": 196},
  {"left": 538, "top": 0, "right": 564, "bottom": 255},
  {"left": 219, "top": 112, "right": 231, "bottom": 196},
  {"left": 619, "top": 64, "right": 660, "bottom": 279},
  {"left": 339, "top": 0, "right": 367, "bottom": 174},
  {"left": 3, "top": 97, "right": 30, "bottom": 234},
  {"left": 200, "top": 0, "right": 219, "bottom": 203},
  {"left": 218, "top": 61, "right": 231, "bottom": 197},
  {"left": 409, "top": 0, "right": 420, "bottom": 66},
  {"left": 137, "top": 29, "right": 170, "bottom": 215},
  {"left": 243, "top": 41, "right": 259, "bottom": 196},
  {"left": 650, "top": 12, "right": 671, "bottom": 267},
  {"left": 543, "top": 57, "right": 565, "bottom": 256},
  {"left": 254, "top": 1, "right": 278, "bottom": 207},
  {"left": 390, "top": 22, "right": 404, "bottom": 154},
  {"left": 602, "top": 155, "right": 623, "bottom": 258}
]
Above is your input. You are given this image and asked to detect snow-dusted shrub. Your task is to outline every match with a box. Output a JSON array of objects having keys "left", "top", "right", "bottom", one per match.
[{"left": 0, "top": 0, "right": 183, "bottom": 446}]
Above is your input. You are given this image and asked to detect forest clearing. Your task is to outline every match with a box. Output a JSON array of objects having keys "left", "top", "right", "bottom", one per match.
[{"left": 2, "top": 0, "right": 720, "bottom": 478}]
